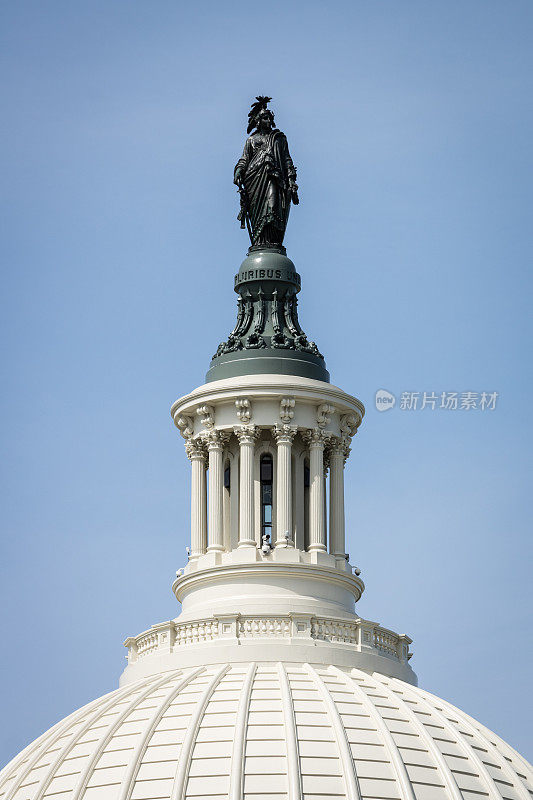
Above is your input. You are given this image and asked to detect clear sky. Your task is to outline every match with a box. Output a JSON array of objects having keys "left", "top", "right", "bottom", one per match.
[{"left": 1, "top": 0, "right": 532, "bottom": 766}]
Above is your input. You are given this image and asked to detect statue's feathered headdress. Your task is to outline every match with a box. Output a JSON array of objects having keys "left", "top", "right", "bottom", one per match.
[{"left": 247, "top": 95, "right": 273, "bottom": 134}]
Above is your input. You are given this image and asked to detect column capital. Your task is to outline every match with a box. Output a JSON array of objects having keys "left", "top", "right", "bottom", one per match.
[
  {"left": 273, "top": 424, "right": 298, "bottom": 445},
  {"left": 202, "top": 429, "right": 229, "bottom": 451},
  {"left": 326, "top": 433, "right": 342, "bottom": 452},
  {"left": 303, "top": 427, "right": 327, "bottom": 448},
  {"left": 185, "top": 438, "right": 207, "bottom": 462},
  {"left": 233, "top": 424, "right": 261, "bottom": 445},
  {"left": 341, "top": 436, "right": 352, "bottom": 463},
  {"left": 326, "top": 432, "right": 352, "bottom": 464}
]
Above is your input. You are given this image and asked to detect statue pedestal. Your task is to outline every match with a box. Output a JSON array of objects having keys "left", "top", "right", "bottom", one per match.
[{"left": 207, "top": 248, "right": 329, "bottom": 383}]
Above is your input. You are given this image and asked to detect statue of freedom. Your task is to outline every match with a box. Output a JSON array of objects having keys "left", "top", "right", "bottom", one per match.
[{"left": 234, "top": 97, "right": 299, "bottom": 248}]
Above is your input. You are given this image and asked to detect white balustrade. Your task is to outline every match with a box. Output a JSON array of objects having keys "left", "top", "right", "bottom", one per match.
[{"left": 125, "top": 615, "right": 413, "bottom": 664}]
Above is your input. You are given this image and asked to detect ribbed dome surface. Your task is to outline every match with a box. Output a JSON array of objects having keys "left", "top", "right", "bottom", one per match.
[{"left": 1, "top": 664, "right": 531, "bottom": 800}]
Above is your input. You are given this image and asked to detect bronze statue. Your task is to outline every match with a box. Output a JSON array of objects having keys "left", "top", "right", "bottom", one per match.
[{"left": 234, "top": 97, "right": 299, "bottom": 248}]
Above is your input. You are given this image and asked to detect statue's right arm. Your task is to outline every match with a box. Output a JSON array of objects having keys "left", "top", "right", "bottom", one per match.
[{"left": 234, "top": 138, "right": 251, "bottom": 184}]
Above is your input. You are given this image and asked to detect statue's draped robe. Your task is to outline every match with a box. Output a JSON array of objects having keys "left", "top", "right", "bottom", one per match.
[{"left": 235, "top": 129, "right": 296, "bottom": 246}]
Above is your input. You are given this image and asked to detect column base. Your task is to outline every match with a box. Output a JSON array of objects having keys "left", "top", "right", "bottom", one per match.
[
  {"left": 308, "top": 549, "right": 335, "bottom": 567},
  {"left": 274, "top": 538, "right": 293, "bottom": 548},
  {"left": 199, "top": 551, "right": 224, "bottom": 568},
  {"left": 232, "top": 546, "right": 260, "bottom": 564}
]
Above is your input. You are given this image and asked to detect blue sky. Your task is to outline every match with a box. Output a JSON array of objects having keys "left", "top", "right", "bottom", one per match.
[{"left": 1, "top": 0, "right": 532, "bottom": 765}]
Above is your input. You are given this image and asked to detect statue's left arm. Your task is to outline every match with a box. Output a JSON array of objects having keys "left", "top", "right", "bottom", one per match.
[{"left": 280, "top": 134, "right": 299, "bottom": 204}]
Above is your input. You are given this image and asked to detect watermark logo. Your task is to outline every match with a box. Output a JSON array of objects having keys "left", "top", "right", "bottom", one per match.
[
  {"left": 375, "top": 390, "right": 498, "bottom": 412},
  {"left": 375, "top": 389, "right": 396, "bottom": 412}
]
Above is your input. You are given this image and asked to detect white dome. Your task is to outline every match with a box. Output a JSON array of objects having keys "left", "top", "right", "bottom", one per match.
[{"left": 1, "top": 663, "right": 531, "bottom": 800}]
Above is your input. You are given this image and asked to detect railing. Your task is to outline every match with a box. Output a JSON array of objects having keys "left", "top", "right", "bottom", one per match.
[
  {"left": 125, "top": 615, "right": 412, "bottom": 665},
  {"left": 239, "top": 617, "right": 291, "bottom": 637}
]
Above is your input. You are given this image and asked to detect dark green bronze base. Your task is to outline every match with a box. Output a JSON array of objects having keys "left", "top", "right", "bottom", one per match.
[
  {"left": 206, "top": 347, "right": 329, "bottom": 383},
  {"left": 207, "top": 248, "right": 329, "bottom": 384}
]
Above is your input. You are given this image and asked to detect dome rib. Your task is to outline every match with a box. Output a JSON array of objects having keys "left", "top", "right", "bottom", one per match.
[
  {"left": 71, "top": 672, "right": 181, "bottom": 800},
  {"left": 399, "top": 680, "right": 506, "bottom": 800},
  {"left": 30, "top": 682, "right": 142, "bottom": 800},
  {"left": 367, "top": 673, "right": 464, "bottom": 800},
  {"left": 2, "top": 685, "right": 135, "bottom": 800},
  {"left": 171, "top": 664, "right": 229, "bottom": 800},
  {"left": 341, "top": 666, "right": 417, "bottom": 800},
  {"left": 277, "top": 662, "right": 302, "bottom": 800},
  {"left": 412, "top": 684, "right": 532, "bottom": 800},
  {"left": 304, "top": 663, "right": 363, "bottom": 800},
  {"left": 117, "top": 667, "right": 204, "bottom": 800},
  {"left": 228, "top": 662, "right": 256, "bottom": 800},
  {"left": 0, "top": 711, "right": 73, "bottom": 791}
]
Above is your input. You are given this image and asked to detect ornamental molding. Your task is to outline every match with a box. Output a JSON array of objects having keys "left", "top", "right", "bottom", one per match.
[
  {"left": 340, "top": 413, "right": 358, "bottom": 437},
  {"left": 196, "top": 405, "right": 215, "bottom": 429},
  {"left": 317, "top": 403, "right": 335, "bottom": 428},
  {"left": 279, "top": 396, "right": 295, "bottom": 423},
  {"left": 235, "top": 397, "right": 252, "bottom": 422},
  {"left": 175, "top": 414, "right": 194, "bottom": 439}
]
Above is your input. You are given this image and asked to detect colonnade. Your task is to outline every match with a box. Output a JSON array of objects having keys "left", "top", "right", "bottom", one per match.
[{"left": 185, "top": 425, "right": 350, "bottom": 560}]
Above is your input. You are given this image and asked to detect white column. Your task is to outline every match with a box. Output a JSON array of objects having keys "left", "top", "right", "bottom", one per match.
[
  {"left": 234, "top": 425, "right": 259, "bottom": 547},
  {"left": 307, "top": 429, "right": 326, "bottom": 552},
  {"left": 273, "top": 425, "right": 297, "bottom": 546},
  {"left": 185, "top": 439, "right": 207, "bottom": 559},
  {"left": 323, "top": 470, "right": 328, "bottom": 544},
  {"left": 206, "top": 431, "right": 226, "bottom": 552},
  {"left": 329, "top": 440, "right": 346, "bottom": 557}
]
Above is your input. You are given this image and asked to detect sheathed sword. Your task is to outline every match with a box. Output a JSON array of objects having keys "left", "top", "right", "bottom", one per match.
[{"left": 237, "top": 182, "right": 253, "bottom": 243}]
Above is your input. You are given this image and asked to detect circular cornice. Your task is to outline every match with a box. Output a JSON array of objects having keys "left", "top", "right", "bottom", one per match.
[
  {"left": 172, "top": 560, "right": 365, "bottom": 604},
  {"left": 171, "top": 374, "right": 365, "bottom": 429}
]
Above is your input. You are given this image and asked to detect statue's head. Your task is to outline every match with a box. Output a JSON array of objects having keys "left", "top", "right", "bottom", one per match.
[{"left": 247, "top": 96, "right": 275, "bottom": 134}]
